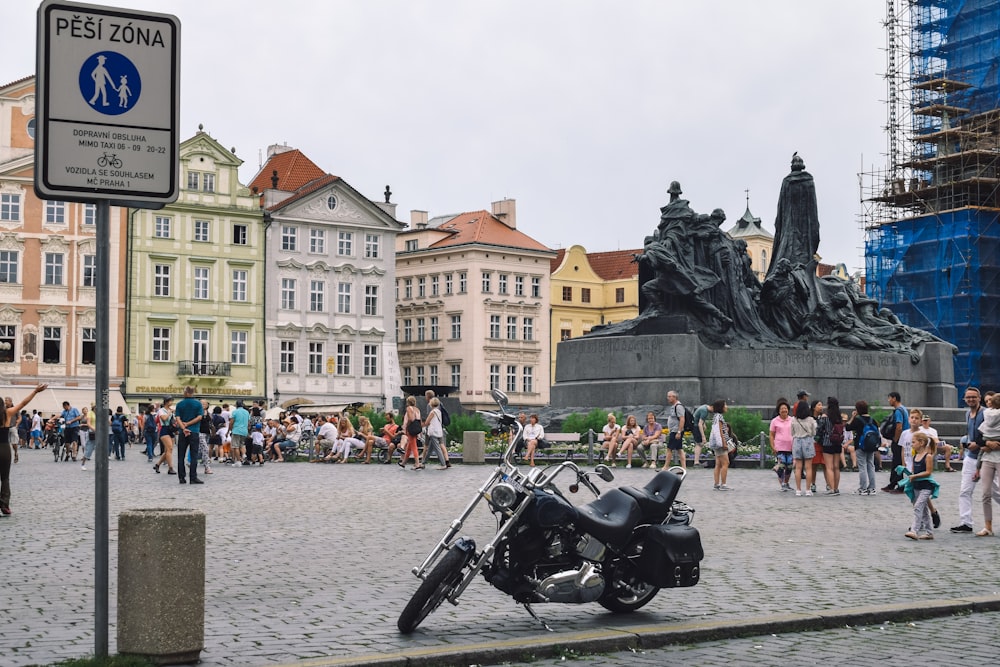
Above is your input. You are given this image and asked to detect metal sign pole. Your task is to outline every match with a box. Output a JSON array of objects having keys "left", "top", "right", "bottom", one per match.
[{"left": 95, "top": 199, "right": 110, "bottom": 657}]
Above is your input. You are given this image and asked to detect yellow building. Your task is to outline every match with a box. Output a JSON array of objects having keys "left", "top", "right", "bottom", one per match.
[
  {"left": 549, "top": 246, "right": 639, "bottom": 380},
  {"left": 725, "top": 203, "right": 773, "bottom": 282}
]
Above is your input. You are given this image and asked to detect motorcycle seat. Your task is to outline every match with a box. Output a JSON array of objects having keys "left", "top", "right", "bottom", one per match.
[
  {"left": 575, "top": 488, "right": 642, "bottom": 546},
  {"left": 620, "top": 470, "right": 682, "bottom": 523}
]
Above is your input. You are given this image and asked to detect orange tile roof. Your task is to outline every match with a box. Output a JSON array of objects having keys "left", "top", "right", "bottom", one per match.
[
  {"left": 247, "top": 148, "right": 328, "bottom": 194},
  {"left": 429, "top": 210, "right": 552, "bottom": 252},
  {"left": 587, "top": 249, "right": 641, "bottom": 280},
  {"left": 267, "top": 174, "right": 341, "bottom": 211},
  {"left": 550, "top": 248, "right": 567, "bottom": 272}
]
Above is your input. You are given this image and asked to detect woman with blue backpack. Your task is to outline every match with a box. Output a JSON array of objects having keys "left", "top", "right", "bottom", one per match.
[{"left": 848, "top": 400, "right": 882, "bottom": 495}]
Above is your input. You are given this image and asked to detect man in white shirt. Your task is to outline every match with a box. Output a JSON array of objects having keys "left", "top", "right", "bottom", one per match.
[{"left": 920, "top": 413, "right": 954, "bottom": 472}]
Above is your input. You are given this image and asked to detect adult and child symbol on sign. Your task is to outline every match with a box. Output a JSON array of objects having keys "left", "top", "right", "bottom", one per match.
[{"left": 87, "top": 54, "right": 131, "bottom": 109}]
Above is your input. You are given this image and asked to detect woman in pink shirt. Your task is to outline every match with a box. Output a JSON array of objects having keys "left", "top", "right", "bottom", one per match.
[{"left": 769, "top": 399, "right": 794, "bottom": 491}]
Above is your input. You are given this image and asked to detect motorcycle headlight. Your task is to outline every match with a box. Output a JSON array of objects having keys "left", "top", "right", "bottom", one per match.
[{"left": 490, "top": 482, "right": 518, "bottom": 509}]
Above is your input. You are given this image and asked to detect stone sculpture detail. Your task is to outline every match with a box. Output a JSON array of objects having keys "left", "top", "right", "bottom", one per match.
[{"left": 589, "top": 154, "right": 953, "bottom": 362}]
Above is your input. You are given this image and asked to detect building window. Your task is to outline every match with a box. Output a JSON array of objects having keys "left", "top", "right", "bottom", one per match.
[
  {"left": 308, "top": 342, "right": 324, "bottom": 375},
  {"left": 337, "top": 282, "right": 351, "bottom": 313},
  {"left": 489, "top": 315, "right": 500, "bottom": 339},
  {"left": 761, "top": 249, "right": 768, "bottom": 274},
  {"left": 327, "top": 195, "right": 338, "bottom": 210},
  {"left": 489, "top": 364, "right": 500, "bottom": 390},
  {"left": 515, "top": 275, "right": 524, "bottom": 296},
  {"left": 581, "top": 288, "right": 591, "bottom": 303},
  {"left": 187, "top": 172, "right": 199, "bottom": 190},
  {"left": 45, "top": 201, "right": 66, "bottom": 224},
  {"left": 507, "top": 316, "right": 517, "bottom": 340},
  {"left": 336, "top": 343, "right": 351, "bottom": 375},
  {"left": 193, "top": 266, "right": 209, "bottom": 300},
  {"left": 309, "top": 280, "right": 325, "bottom": 312},
  {"left": 83, "top": 203, "right": 96, "bottom": 226},
  {"left": 450, "top": 315, "right": 461, "bottom": 339},
  {"left": 430, "top": 316, "right": 439, "bottom": 340},
  {"left": 429, "top": 364, "right": 439, "bottom": 385},
  {"left": 309, "top": 229, "right": 326, "bottom": 254},
  {"left": 531, "top": 276, "right": 541, "bottom": 298},
  {"left": 404, "top": 278, "right": 412, "bottom": 299},
  {"left": 44, "top": 253, "right": 65, "bottom": 285},
  {"left": 405, "top": 239, "right": 418, "bottom": 252},
  {"left": 279, "top": 340, "right": 295, "bottom": 373},
  {"left": 418, "top": 277, "right": 426, "bottom": 298},
  {"left": 363, "top": 344, "right": 378, "bottom": 376},
  {"left": 0, "top": 251, "right": 17, "bottom": 283},
  {"left": 0, "top": 325, "right": 14, "bottom": 363},
  {"left": 281, "top": 225, "right": 297, "bottom": 251},
  {"left": 615, "top": 287, "right": 625, "bottom": 303},
  {"left": 481, "top": 271, "right": 491, "bottom": 293},
  {"left": 232, "top": 269, "right": 247, "bottom": 302},
  {"left": 231, "top": 330, "right": 247, "bottom": 364},
  {"left": 498, "top": 274, "right": 508, "bottom": 294},
  {"left": 151, "top": 326, "right": 170, "bottom": 362},
  {"left": 194, "top": 219, "right": 210, "bottom": 242},
  {"left": 431, "top": 275, "right": 439, "bottom": 296},
  {"left": 562, "top": 286, "right": 572, "bottom": 302},
  {"left": 202, "top": 173, "right": 215, "bottom": 192},
  {"left": 365, "top": 233, "right": 380, "bottom": 259},
  {"left": 523, "top": 317, "right": 534, "bottom": 341},
  {"left": 233, "top": 224, "right": 247, "bottom": 245},
  {"left": 0, "top": 194, "right": 20, "bottom": 221},
  {"left": 43, "top": 326, "right": 62, "bottom": 364},
  {"left": 403, "top": 367, "right": 412, "bottom": 385},
  {"left": 417, "top": 317, "right": 426, "bottom": 341},
  {"left": 280, "top": 278, "right": 297, "bottom": 310},
  {"left": 445, "top": 274, "right": 453, "bottom": 295},
  {"left": 506, "top": 365, "right": 517, "bottom": 393},
  {"left": 416, "top": 365, "right": 425, "bottom": 385},
  {"left": 337, "top": 231, "right": 353, "bottom": 256},
  {"left": 451, "top": 364, "right": 461, "bottom": 388},
  {"left": 153, "top": 264, "right": 170, "bottom": 296},
  {"left": 79, "top": 328, "right": 96, "bottom": 365},
  {"left": 154, "top": 216, "right": 171, "bottom": 238},
  {"left": 364, "top": 285, "right": 378, "bottom": 316},
  {"left": 403, "top": 319, "right": 412, "bottom": 342},
  {"left": 459, "top": 272, "right": 467, "bottom": 293},
  {"left": 561, "top": 328, "right": 571, "bottom": 341},
  {"left": 523, "top": 366, "right": 533, "bottom": 393}
]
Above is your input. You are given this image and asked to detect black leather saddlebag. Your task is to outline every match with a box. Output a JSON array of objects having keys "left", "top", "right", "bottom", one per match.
[{"left": 637, "top": 524, "right": 703, "bottom": 588}]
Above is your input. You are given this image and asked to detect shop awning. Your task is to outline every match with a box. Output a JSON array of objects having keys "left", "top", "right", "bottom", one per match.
[{"left": 1, "top": 385, "right": 131, "bottom": 417}]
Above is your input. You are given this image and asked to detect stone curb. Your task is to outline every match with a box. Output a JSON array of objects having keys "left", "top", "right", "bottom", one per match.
[{"left": 268, "top": 595, "right": 1000, "bottom": 667}]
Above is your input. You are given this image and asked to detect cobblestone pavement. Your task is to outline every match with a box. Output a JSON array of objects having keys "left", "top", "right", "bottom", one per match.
[
  {"left": 3, "top": 448, "right": 1000, "bottom": 666},
  {"left": 495, "top": 610, "right": 1000, "bottom": 666}
]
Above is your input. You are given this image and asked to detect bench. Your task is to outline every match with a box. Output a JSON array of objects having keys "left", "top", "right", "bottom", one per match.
[{"left": 537, "top": 432, "right": 583, "bottom": 461}]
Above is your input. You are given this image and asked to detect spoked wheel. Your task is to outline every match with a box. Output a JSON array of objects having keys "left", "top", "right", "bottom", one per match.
[
  {"left": 397, "top": 546, "right": 472, "bottom": 634},
  {"left": 598, "top": 556, "right": 660, "bottom": 613}
]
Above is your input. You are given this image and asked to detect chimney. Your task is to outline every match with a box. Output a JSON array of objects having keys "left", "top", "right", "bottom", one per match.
[
  {"left": 410, "top": 210, "right": 429, "bottom": 229},
  {"left": 491, "top": 198, "right": 516, "bottom": 229}
]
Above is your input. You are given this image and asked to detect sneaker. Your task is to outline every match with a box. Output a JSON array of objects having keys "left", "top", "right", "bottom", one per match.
[
  {"left": 932, "top": 512, "right": 941, "bottom": 529},
  {"left": 855, "top": 489, "right": 866, "bottom": 495},
  {"left": 795, "top": 490, "right": 802, "bottom": 497},
  {"left": 718, "top": 484, "right": 731, "bottom": 491},
  {"left": 780, "top": 486, "right": 789, "bottom": 492},
  {"left": 804, "top": 490, "right": 813, "bottom": 496},
  {"left": 833, "top": 489, "right": 840, "bottom": 495},
  {"left": 918, "top": 533, "right": 934, "bottom": 540},
  {"left": 80, "top": 464, "right": 86, "bottom": 471},
  {"left": 810, "top": 484, "right": 816, "bottom": 493},
  {"left": 824, "top": 489, "right": 837, "bottom": 495},
  {"left": 713, "top": 484, "right": 721, "bottom": 490},
  {"left": 866, "top": 489, "right": 877, "bottom": 495},
  {"left": 625, "top": 463, "right": 632, "bottom": 469},
  {"left": 904, "top": 531, "right": 918, "bottom": 540},
  {"left": 950, "top": 524, "right": 973, "bottom": 533}
]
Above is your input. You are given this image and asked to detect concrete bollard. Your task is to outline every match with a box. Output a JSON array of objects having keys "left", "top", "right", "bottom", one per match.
[
  {"left": 117, "top": 508, "right": 206, "bottom": 665},
  {"left": 463, "top": 430, "right": 486, "bottom": 464}
]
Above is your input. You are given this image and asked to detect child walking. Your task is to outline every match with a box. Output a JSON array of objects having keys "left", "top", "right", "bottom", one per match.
[{"left": 905, "top": 432, "right": 937, "bottom": 540}]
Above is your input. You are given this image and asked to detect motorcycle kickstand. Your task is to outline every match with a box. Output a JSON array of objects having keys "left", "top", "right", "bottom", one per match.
[{"left": 522, "top": 603, "right": 553, "bottom": 632}]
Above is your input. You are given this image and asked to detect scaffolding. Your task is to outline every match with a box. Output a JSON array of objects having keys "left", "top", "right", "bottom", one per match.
[{"left": 860, "top": 0, "right": 1000, "bottom": 394}]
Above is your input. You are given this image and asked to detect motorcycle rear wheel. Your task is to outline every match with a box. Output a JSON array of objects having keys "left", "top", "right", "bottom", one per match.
[
  {"left": 397, "top": 546, "right": 471, "bottom": 634},
  {"left": 598, "top": 561, "right": 660, "bottom": 613}
]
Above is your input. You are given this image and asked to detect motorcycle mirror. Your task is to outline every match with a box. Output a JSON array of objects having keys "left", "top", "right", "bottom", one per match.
[
  {"left": 594, "top": 464, "right": 615, "bottom": 482},
  {"left": 491, "top": 388, "right": 509, "bottom": 409},
  {"left": 568, "top": 483, "right": 579, "bottom": 493}
]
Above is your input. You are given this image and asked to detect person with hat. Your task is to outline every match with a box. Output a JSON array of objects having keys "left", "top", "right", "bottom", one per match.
[
  {"left": 796, "top": 389, "right": 810, "bottom": 401},
  {"left": 919, "top": 413, "right": 954, "bottom": 472}
]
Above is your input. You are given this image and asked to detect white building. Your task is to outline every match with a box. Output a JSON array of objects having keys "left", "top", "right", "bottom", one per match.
[{"left": 249, "top": 145, "right": 404, "bottom": 409}]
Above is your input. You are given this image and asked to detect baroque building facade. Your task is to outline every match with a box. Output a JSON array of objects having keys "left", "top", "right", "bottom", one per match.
[
  {"left": 124, "top": 128, "right": 265, "bottom": 406},
  {"left": 0, "top": 75, "right": 129, "bottom": 413},
  {"left": 395, "top": 200, "right": 555, "bottom": 411},
  {"left": 250, "top": 145, "right": 403, "bottom": 410}
]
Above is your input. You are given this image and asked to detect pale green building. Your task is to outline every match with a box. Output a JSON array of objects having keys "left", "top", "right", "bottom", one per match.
[{"left": 124, "top": 129, "right": 265, "bottom": 407}]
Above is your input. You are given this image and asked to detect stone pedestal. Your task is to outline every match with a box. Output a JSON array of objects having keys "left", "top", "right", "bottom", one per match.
[
  {"left": 118, "top": 508, "right": 205, "bottom": 665},
  {"left": 552, "top": 334, "right": 957, "bottom": 409},
  {"left": 463, "top": 431, "right": 486, "bottom": 464}
]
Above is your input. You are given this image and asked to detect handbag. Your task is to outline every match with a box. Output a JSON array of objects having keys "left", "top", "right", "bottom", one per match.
[{"left": 406, "top": 419, "right": 422, "bottom": 436}]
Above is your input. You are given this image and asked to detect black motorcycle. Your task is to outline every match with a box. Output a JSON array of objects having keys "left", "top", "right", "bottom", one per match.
[{"left": 398, "top": 389, "right": 703, "bottom": 633}]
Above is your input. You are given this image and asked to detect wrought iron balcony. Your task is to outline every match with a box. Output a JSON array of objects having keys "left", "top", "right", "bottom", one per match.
[{"left": 177, "top": 360, "right": 232, "bottom": 377}]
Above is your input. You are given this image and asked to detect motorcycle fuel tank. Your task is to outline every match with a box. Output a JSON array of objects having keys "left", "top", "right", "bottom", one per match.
[{"left": 527, "top": 489, "right": 577, "bottom": 528}]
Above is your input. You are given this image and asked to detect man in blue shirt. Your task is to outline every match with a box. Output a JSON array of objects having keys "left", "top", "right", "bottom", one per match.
[
  {"left": 882, "top": 391, "right": 909, "bottom": 494},
  {"left": 173, "top": 386, "right": 204, "bottom": 485},
  {"left": 61, "top": 401, "right": 82, "bottom": 461},
  {"left": 229, "top": 400, "right": 250, "bottom": 465}
]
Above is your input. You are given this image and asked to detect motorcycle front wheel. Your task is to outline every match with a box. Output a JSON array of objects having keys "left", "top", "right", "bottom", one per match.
[{"left": 397, "top": 546, "right": 472, "bottom": 634}]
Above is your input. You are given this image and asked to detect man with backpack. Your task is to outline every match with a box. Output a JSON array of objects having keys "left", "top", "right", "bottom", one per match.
[
  {"left": 110, "top": 406, "right": 129, "bottom": 461},
  {"left": 849, "top": 400, "right": 882, "bottom": 495},
  {"left": 662, "top": 390, "right": 690, "bottom": 471},
  {"left": 881, "top": 391, "right": 909, "bottom": 494}
]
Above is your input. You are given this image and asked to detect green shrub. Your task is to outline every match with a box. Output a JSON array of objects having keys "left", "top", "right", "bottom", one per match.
[
  {"left": 447, "top": 412, "right": 490, "bottom": 447},
  {"left": 724, "top": 405, "right": 769, "bottom": 444},
  {"left": 562, "top": 409, "right": 621, "bottom": 442}
]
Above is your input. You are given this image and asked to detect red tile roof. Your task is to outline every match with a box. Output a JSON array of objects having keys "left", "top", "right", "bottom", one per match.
[
  {"left": 587, "top": 249, "right": 641, "bottom": 281},
  {"left": 267, "top": 174, "right": 341, "bottom": 211},
  {"left": 550, "top": 248, "right": 567, "bottom": 272},
  {"left": 247, "top": 149, "right": 328, "bottom": 194},
  {"left": 428, "top": 211, "right": 552, "bottom": 252}
]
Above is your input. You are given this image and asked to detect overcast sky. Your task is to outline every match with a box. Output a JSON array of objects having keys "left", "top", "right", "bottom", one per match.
[{"left": 3, "top": 0, "right": 888, "bottom": 271}]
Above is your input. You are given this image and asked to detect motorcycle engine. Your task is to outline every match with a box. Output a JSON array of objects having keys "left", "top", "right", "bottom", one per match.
[{"left": 537, "top": 562, "right": 605, "bottom": 603}]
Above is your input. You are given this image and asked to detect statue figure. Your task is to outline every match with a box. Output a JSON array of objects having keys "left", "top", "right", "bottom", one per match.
[{"left": 767, "top": 153, "right": 820, "bottom": 277}]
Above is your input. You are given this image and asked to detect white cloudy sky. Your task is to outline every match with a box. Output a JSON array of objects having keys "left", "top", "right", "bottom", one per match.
[{"left": 3, "top": 0, "right": 887, "bottom": 271}]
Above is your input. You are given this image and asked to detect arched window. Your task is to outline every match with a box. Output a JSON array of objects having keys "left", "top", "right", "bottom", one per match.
[{"left": 761, "top": 249, "right": 768, "bottom": 273}]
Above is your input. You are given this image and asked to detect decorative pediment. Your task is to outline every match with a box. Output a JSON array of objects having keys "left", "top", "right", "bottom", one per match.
[
  {"left": 276, "top": 322, "right": 303, "bottom": 335},
  {"left": 78, "top": 310, "right": 96, "bottom": 328},
  {"left": 333, "top": 324, "right": 357, "bottom": 336},
  {"left": 276, "top": 258, "right": 306, "bottom": 270},
  {"left": 359, "top": 266, "right": 386, "bottom": 277},
  {"left": 295, "top": 190, "right": 366, "bottom": 223},
  {"left": 38, "top": 307, "right": 68, "bottom": 324},
  {"left": 307, "top": 323, "right": 333, "bottom": 335},
  {"left": 0, "top": 305, "right": 24, "bottom": 324},
  {"left": 41, "top": 235, "right": 70, "bottom": 252},
  {"left": 306, "top": 260, "right": 332, "bottom": 273},
  {"left": 0, "top": 232, "right": 24, "bottom": 251}
]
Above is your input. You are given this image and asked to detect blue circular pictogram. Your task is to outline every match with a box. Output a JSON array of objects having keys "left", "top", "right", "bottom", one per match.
[{"left": 78, "top": 51, "right": 141, "bottom": 116}]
